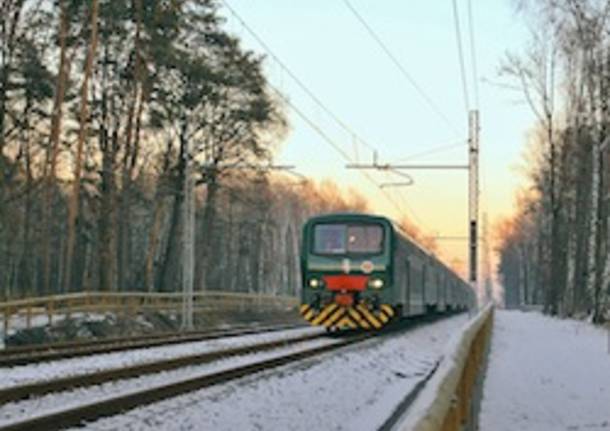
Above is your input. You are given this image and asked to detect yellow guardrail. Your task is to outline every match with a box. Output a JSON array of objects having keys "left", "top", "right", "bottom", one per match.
[
  {"left": 0, "top": 291, "right": 299, "bottom": 334},
  {"left": 398, "top": 305, "right": 494, "bottom": 431}
]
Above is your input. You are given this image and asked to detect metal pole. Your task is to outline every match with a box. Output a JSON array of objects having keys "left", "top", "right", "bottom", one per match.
[
  {"left": 182, "top": 143, "right": 195, "bottom": 331},
  {"left": 180, "top": 161, "right": 301, "bottom": 331},
  {"left": 469, "top": 110, "right": 480, "bottom": 307}
]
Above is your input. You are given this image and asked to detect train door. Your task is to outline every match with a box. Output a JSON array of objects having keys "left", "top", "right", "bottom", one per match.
[
  {"left": 443, "top": 277, "right": 448, "bottom": 311},
  {"left": 404, "top": 260, "right": 411, "bottom": 316},
  {"left": 422, "top": 263, "right": 427, "bottom": 312},
  {"left": 436, "top": 272, "right": 441, "bottom": 312},
  {"left": 451, "top": 281, "right": 457, "bottom": 310},
  {"left": 438, "top": 274, "right": 444, "bottom": 311}
]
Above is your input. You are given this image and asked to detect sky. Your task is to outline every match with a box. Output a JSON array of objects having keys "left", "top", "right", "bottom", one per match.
[{"left": 218, "top": 1, "right": 536, "bottom": 277}]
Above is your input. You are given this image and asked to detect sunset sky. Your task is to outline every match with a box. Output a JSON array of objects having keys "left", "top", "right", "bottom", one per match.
[{"left": 220, "top": 1, "right": 536, "bottom": 277}]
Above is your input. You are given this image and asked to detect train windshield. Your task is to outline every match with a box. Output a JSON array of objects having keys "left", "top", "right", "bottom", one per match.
[{"left": 313, "top": 223, "right": 384, "bottom": 255}]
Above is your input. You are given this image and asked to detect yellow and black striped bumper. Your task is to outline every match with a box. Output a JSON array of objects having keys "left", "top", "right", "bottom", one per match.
[{"left": 300, "top": 302, "right": 395, "bottom": 330}]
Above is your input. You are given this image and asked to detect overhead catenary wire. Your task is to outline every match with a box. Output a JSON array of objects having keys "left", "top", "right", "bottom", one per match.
[
  {"left": 269, "top": 82, "right": 424, "bottom": 227},
  {"left": 268, "top": 85, "right": 352, "bottom": 162},
  {"left": 342, "top": 0, "right": 476, "bottom": 230},
  {"left": 451, "top": 0, "right": 471, "bottom": 116},
  {"left": 393, "top": 186, "right": 430, "bottom": 229},
  {"left": 397, "top": 141, "right": 467, "bottom": 162},
  {"left": 221, "top": 0, "right": 433, "bottom": 233},
  {"left": 342, "top": 0, "right": 460, "bottom": 136},
  {"left": 467, "top": 0, "right": 480, "bottom": 109},
  {"left": 220, "top": 0, "right": 377, "bottom": 155}
]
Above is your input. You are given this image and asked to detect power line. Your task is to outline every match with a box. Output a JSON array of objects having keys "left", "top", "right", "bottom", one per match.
[
  {"left": 342, "top": 0, "right": 460, "bottom": 135},
  {"left": 397, "top": 141, "right": 467, "bottom": 161},
  {"left": 467, "top": 0, "right": 480, "bottom": 109},
  {"left": 451, "top": 0, "right": 471, "bottom": 116},
  {"left": 220, "top": 0, "right": 377, "bottom": 155},
  {"left": 268, "top": 86, "right": 352, "bottom": 161},
  {"left": 221, "top": 0, "right": 432, "bottom": 233},
  {"left": 266, "top": 82, "right": 425, "bottom": 227},
  {"left": 393, "top": 187, "right": 431, "bottom": 230}
]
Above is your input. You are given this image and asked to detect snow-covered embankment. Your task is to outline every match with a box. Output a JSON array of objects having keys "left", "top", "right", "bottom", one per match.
[{"left": 397, "top": 305, "right": 494, "bottom": 431}]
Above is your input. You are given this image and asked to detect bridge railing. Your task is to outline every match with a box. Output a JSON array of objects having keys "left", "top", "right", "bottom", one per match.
[{"left": 0, "top": 291, "right": 299, "bottom": 334}]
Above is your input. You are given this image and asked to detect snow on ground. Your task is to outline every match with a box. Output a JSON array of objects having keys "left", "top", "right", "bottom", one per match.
[
  {"left": 480, "top": 310, "right": 610, "bottom": 431},
  {"left": 71, "top": 314, "right": 469, "bottom": 431},
  {"left": 0, "top": 337, "right": 337, "bottom": 426},
  {"left": 0, "top": 326, "right": 321, "bottom": 388},
  {"left": 1, "top": 311, "right": 112, "bottom": 351},
  {"left": 2, "top": 311, "right": 108, "bottom": 338}
]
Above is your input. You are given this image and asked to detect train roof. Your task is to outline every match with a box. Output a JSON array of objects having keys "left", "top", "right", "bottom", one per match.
[
  {"left": 305, "top": 212, "right": 390, "bottom": 224},
  {"left": 305, "top": 212, "right": 430, "bottom": 254},
  {"left": 306, "top": 212, "right": 469, "bottom": 285}
]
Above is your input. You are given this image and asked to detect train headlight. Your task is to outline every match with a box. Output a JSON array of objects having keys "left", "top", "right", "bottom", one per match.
[
  {"left": 309, "top": 278, "right": 322, "bottom": 288},
  {"left": 369, "top": 278, "right": 384, "bottom": 289}
]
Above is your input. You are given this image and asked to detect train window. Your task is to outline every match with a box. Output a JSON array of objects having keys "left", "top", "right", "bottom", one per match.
[
  {"left": 313, "top": 224, "right": 346, "bottom": 254},
  {"left": 346, "top": 225, "right": 383, "bottom": 253},
  {"left": 312, "top": 223, "right": 383, "bottom": 255}
]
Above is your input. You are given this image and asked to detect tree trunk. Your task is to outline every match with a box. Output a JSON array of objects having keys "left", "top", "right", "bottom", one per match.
[
  {"left": 202, "top": 180, "right": 220, "bottom": 291},
  {"left": 64, "top": 0, "right": 99, "bottom": 293},
  {"left": 586, "top": 140, "right": 601, "bottom": 316},
  {"left": 601, "top": 145, "right": 610, "bottom": 317},
  {"left": 144, "top": 143, "right": 172, "bottom": 292},
  {"left": 592, "top": 138, "right": 607, "bottom": 321},
  {"left": 144, "top": 198, "right": 166, "bottom": 292},
  {"left": 98, "top": 133, "right": 118, "bottom": 292},
  {"left": 42, "top": 0, "right": 71, "bottom": 296},
  {"left": 157, "top": 124, "right": 188, "bottom": 292},
  {"left": 0, "top": 0, "right": 25, "bottom": 205},
  {"left": 117, "top": 0, "right": 144, "bottom": 292}
]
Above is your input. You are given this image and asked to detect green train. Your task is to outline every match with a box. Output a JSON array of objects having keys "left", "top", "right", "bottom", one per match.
[{"left": 300, "top": 213, "right": 474, "bottom": 330}]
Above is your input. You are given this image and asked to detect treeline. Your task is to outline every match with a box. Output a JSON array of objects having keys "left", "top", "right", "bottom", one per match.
[
  {"left": 496, "top": 0, "right": 610, "bottom": 321},
  {"left": 0, "top": 0, "right": 369, "bottom": 299}
]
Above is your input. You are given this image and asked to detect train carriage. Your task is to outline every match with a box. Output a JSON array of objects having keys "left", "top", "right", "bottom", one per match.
[{"left": 300, "top": 213, "right": 474, "bottom": 330}]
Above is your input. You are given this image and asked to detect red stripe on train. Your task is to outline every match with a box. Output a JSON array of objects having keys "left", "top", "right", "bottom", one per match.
[{"left": 322, "top": 275, "right": 368, "bottom": 291}]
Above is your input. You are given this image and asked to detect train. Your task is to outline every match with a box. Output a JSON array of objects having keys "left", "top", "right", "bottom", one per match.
[{"left": 300, "top": 213, "right": 474, "bottom": 330}]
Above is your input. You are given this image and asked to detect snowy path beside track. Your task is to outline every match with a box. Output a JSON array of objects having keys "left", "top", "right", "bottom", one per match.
[
  {"left": 480, "top": 310, "right": 610, "bottom": 431},
  {"left": 71, "top": 314, "right": 469, "bottom": 431}
]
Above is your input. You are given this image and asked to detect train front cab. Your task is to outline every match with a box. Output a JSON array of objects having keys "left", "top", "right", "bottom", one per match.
[{"left": 300, "top": 215, "right": 397, "bottom": 330}]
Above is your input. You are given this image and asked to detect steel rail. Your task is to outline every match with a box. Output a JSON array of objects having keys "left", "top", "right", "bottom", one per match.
[
  {"left": 0, "top": 312, "right": 465, "bottom": 431},
  {"left": 0, "top": 330, "right": 325, "bottom": 404},
  {"left": 0, "top": 322, "right": 305, "bottom": 367},
  {"left": 0, "top": 333, "right": 371, "bottom": 431},
  {"left": 1, "top": 321, "right": 297, "bottom": 355}
]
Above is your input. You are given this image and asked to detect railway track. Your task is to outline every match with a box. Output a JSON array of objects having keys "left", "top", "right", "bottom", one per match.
[
  {"left": 0, "top": 330, "right": 371, "bottom": 431},
  {"left": 0, "top": 329, "right": 325, "bottom": 404},
  {"left": 0, "top": 321, "right": 305, "bottom": 367},
  {"left": 0, "top": 314, "right": 461, "bottom": 431}
]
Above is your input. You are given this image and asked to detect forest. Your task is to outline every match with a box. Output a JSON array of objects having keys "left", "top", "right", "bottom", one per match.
[
  {"left": 496, "top": 0, "right": 610, "bottom": 321},
  {"left": 0, "top": 0, "right": 380, "bottom": 300}
]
